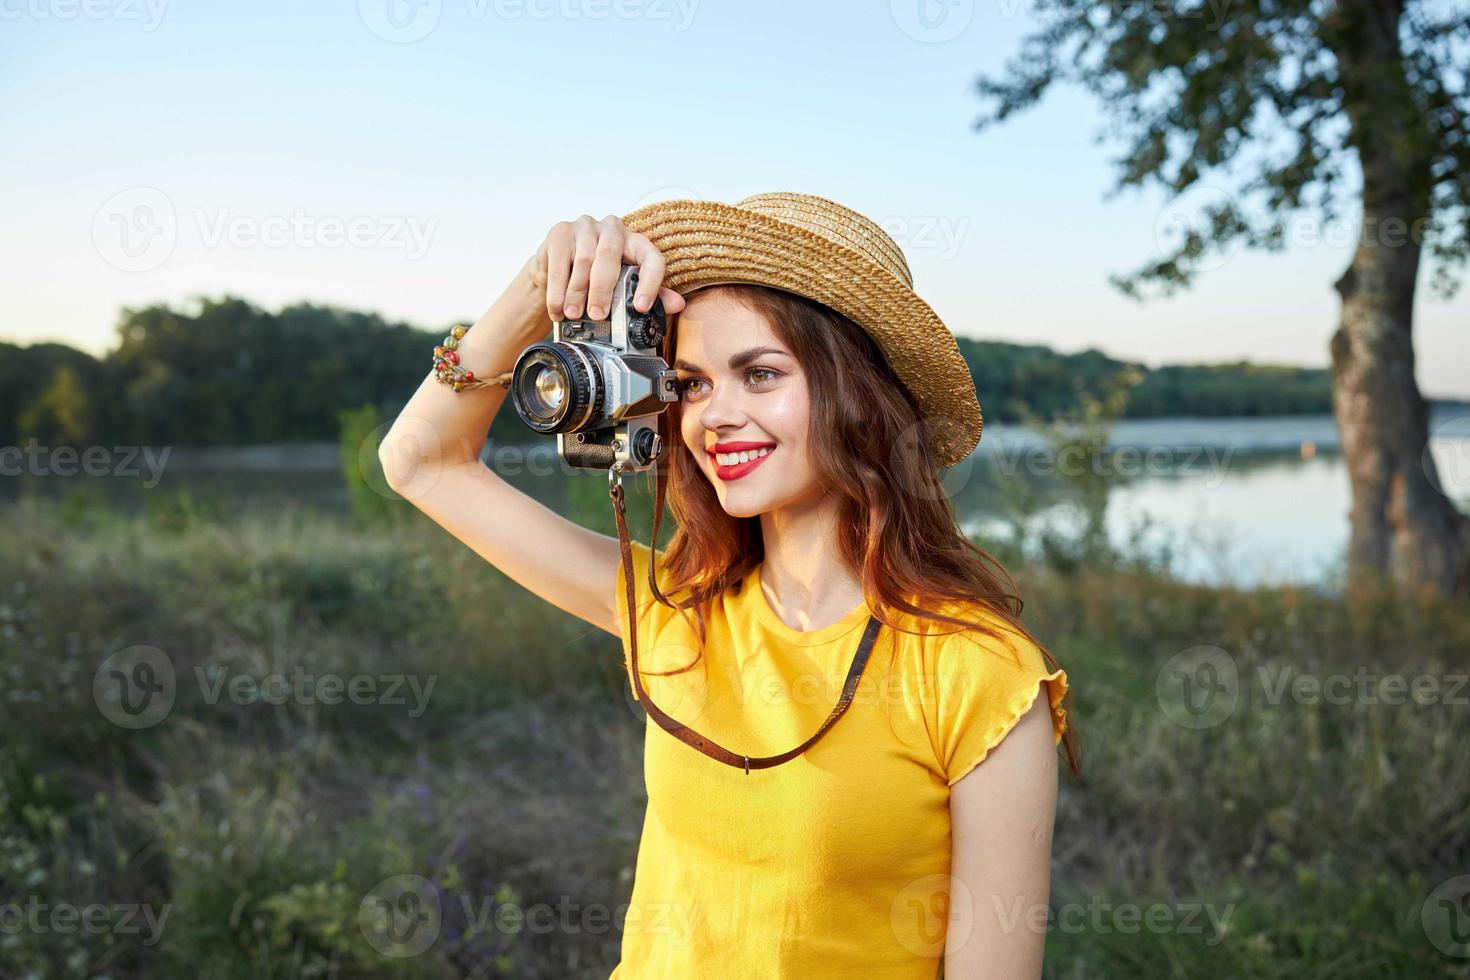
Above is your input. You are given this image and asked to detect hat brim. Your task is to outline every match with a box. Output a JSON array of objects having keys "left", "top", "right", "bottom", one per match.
[{"left": 621, "top": 198, "right": 982, "bottom": 469}]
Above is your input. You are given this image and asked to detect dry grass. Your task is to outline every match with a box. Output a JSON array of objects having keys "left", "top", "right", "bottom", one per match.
[{"left": 1, "top": 493, "right": 1466, "bottom": 978}]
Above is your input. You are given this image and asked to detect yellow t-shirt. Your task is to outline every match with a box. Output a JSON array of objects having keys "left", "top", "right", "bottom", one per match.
[{"left": 609, "top": 540, "right": 1069, "bottom": 979}]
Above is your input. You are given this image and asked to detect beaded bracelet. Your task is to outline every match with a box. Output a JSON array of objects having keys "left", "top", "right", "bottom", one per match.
[{"left": 432, "top": 323, "right": 513, "bottom": 392}]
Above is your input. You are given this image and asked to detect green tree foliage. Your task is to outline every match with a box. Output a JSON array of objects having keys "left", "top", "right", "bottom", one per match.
[
  {"left": 17, "top": 363, "right": 92, "bottom": 444},
  {"left": 956, "top": 336, "right": 1340, "bottom": 420},
  {"left": 969, "top": 0, "right": 1470, "bottom": 598},
  {"left": 6, "top": 294, "right": 1457, "bottom": 453},
  {"left": 0, "top": 295, "right": 533, "bottom": 449},
  {"left": 107, "top": 295, "right": 436, "bottom": 445},
  {"left": 339, "top": 402, "right": 406, "bottom": 529},
  {"left": 0, "top": 342, "right": 107, "bottom": 445},
  {"left": 970, "top": 0, "right": 1470, "bottom": 300}
]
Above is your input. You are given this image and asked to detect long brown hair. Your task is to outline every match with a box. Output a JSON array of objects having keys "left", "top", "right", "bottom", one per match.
[{"left": 638, "top": 283, "right": 1081, "bottom": 778}]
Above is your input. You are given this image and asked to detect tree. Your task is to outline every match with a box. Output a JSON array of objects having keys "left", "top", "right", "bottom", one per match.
[
  {"left": 18, "top": 364, "right": 92, "bottom": 445},
  {"left": 973, "top": 0, "right": 1470, "bottom": 601}
]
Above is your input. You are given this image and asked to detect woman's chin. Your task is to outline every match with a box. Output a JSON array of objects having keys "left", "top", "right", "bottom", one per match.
[
  {"left": 702, "top": 460, "right": 815, "bottom": 517},
  {"left": 714, "top": 480, "right": 820, "bottom": 519},
  {"left": 715, "top": 490, "right": 770, "bottom": 519}
]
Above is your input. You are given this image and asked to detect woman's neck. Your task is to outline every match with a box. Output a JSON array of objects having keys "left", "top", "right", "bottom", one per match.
[{"left": 757, "top": 497, "right": 866, "bottom": 632}]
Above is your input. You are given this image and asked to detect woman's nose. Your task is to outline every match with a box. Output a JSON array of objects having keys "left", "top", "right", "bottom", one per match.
[{"left": 699, "top": 379, "right": 747, "bottom": 431}]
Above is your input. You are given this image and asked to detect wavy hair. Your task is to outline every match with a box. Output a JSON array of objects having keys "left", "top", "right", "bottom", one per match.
[{"left": 635, "top": 283, "right": 1081, "bottom": 778}]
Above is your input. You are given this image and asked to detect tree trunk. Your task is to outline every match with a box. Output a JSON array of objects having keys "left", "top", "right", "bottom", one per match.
[{"left": 1326, "top": 0, "right": 1470, "bottom": 602}]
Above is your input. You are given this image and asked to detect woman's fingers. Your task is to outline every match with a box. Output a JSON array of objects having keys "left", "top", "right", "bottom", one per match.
[
  {"left": 584, "top": 216, "right": 626, "bottom": 320},
  {"left": 562, "top": 215, "right": 601, "bottom": 320},
  {"left": 538, "top": 215, "right": 682, "bottom": 324},
  {"left": 626, "top": 233, "right": 664, "bottom": 313},
  {"left": 626, "top": 232, "right": 684, "bottom": 314},
  {"left": 543, "top": 222, "right": 574, "bottom": 324}
]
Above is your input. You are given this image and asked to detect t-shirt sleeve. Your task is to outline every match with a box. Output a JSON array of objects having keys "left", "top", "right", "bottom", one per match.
[{"left": 927, "top": 623, "right": 1070, "bottom": 787}]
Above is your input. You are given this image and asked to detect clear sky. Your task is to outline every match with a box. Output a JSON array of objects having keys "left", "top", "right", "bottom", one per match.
[{"left": 3, "top": 0, "right": 1466, "bottom": 398}]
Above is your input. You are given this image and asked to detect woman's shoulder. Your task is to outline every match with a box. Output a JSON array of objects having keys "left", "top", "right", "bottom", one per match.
[
  {"left": 888, "top": 595, "right": 1044, "bottom": 665},
  {"left": 893, "top": 597, "right": 1069, "bottom": 783}
]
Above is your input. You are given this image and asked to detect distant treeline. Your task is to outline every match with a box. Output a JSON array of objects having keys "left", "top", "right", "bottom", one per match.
[{"left": 1, "top": 295, "right": 1458, "bottom": 448}]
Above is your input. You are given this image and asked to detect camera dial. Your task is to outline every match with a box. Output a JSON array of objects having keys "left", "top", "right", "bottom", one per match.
[{"left": 507, "top": 264, "right": 679, "bottom": 472}]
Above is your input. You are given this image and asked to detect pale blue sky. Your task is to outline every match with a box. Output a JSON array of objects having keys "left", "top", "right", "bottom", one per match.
[{"left": 3, "top": 0, "right": 1466, "bottom": 398}]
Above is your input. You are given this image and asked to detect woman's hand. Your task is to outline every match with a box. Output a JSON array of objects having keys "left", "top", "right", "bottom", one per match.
[{"left": 522, "top": 214, "right": 688, "bottom": 327}]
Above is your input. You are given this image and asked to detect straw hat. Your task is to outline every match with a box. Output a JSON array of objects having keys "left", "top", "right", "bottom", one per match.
[{"left": 620, "top": 192, "right": 982, "bottom": 469}]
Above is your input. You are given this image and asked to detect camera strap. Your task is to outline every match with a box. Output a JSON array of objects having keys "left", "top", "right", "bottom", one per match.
[{"left": 609, "top": 459, "right": 882, "bottom": 774}]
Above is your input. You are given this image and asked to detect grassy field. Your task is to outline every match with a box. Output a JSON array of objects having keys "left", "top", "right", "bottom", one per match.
[{"left": 1, "top": 478, "right": 1467, "bottom": 978}]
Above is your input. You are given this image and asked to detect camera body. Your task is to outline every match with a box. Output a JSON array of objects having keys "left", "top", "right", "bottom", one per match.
[{"left": 509, "top": 265, "right": 680, "bottom": 472}]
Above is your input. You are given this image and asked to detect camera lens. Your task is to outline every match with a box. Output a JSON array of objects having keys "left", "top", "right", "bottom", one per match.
[
  {"left": 532, "top": 369, "right": 566, "bottom": 411},
  {"left": 510, "top": 342, "right": 600, "bottom": 434}
]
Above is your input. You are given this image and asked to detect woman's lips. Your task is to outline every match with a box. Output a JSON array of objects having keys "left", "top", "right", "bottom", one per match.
[{"left": 711, "top": 448, "right": 774, "bottom": 481}]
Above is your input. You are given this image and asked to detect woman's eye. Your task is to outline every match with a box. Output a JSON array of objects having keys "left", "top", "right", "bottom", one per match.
[{"left": 679, "top": 368, "right": 780, "bottom": 399}]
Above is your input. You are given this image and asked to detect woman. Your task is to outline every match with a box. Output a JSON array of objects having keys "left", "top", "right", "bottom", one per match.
[{"left": 379, "top": 193, "right": 1079, "bottom": 978}]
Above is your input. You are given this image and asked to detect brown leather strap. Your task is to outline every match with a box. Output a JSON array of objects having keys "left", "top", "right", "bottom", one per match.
[{"left": 611, "top": 466, "right": 882, "bottom": 774}]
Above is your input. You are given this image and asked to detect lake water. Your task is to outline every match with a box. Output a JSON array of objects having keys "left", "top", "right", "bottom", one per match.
[
  {"left": 958, "top": 407, "right": 1470, "bottom": 588},
  {"left": 6, "top": 408, "right": 1468, "bottom": 591}
]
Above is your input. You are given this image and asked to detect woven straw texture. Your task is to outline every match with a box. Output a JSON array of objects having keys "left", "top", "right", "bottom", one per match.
[{"left": 620, "top": 192, "right": 982, "bottom": 469}]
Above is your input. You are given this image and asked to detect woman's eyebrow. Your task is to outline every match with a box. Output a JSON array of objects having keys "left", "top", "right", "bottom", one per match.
[{"left": 674, "top": 346, "right": 791, "bottom": 373}]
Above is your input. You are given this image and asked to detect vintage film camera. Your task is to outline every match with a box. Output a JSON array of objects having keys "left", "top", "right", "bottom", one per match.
[{"left": 508, "top": 264, "right": 681, "bottom": 474}]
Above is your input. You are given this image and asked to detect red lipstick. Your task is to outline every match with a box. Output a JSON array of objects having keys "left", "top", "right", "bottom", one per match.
[
  {"left": 710, "top": 441, "right": 776, "bottom": 453},
  {"left": 707, "top": 441, "right": 776, "bottom": 482}
]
